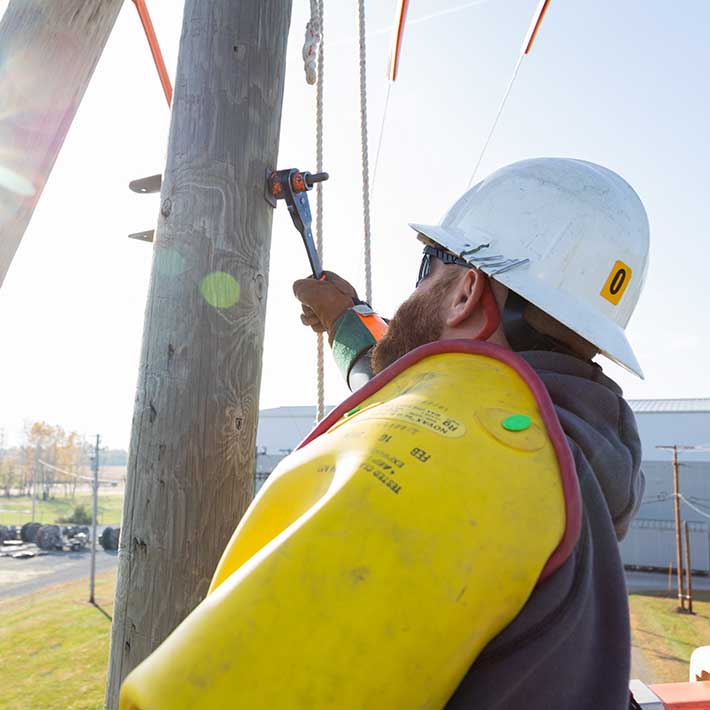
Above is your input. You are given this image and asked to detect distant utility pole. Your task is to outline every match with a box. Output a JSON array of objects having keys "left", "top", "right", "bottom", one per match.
[
  {"left": 0, "top": 0, "right": 124, "bottom": 287},
  {"left": 105, "top": 1, "right": 293, "bottom": 706},
  {"left": 684, "top": 521, "right": 694, "bottom": 614},
  {"left": 89, "top": 434, "right": 100, "bottom": 605},
  {"left": 32, "top": 442, "right": 39, "bottom": 523},
  {"left": 657, "top": 443, "right": 710, "bottom": 612},
  {"left": 671, "top": 445, "right": 685, "bottom": 611}
]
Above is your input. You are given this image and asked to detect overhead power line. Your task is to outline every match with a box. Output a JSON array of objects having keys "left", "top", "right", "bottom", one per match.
[
  {"left": 38, "top": 459, "right": 114, "bottom": 485},
  {"left": 467, "top": 0, "right": 552, "bottom": 187},
  {"left": 679, "top": 494, "right": 710, "bottom": 521}
]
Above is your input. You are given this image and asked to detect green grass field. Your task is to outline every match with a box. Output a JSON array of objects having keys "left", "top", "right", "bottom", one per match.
[
  {"left": 0, "top": 492, "right": 123, "bottom": 526},
  {"left": 630, "top": 589, "right": 710, "bottom": 683},
  {"left": 0, "top": 573, "right": 705, "bottom": 708},
  {"left": 0, "top": 570, "right": 116, "bottom": 710}
]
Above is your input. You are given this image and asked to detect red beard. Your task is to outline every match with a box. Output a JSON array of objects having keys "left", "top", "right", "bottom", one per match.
[{"left": 371, "top": 271, "right": 458, "bottom": 375}]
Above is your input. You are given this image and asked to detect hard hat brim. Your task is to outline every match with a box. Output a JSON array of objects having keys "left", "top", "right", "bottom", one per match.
[{"left": 410, "top": 222, "right": 644, "bottom": 379}]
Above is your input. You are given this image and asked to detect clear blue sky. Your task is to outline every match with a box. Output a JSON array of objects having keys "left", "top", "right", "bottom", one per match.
[{"left": 1, "top": 0, "right": 708, "bottom": 448}]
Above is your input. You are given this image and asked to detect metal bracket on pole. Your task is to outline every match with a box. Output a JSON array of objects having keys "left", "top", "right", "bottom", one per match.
[
  {"left": 264, "top": 168, "right": 278, "bottom": 208},
  {"left": 128, "top": 174, "right": 161, "bottom": 242},
  {"left": 129, "top": 230, "right": 155, "bottom": 243},
  {"left": 129, "top": 174, "right": 162, "bottom": 194}
]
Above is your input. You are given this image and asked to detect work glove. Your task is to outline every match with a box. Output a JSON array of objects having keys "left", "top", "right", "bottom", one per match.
[{"left": 293, "top": 271, "right": 359, "bottom": 342}]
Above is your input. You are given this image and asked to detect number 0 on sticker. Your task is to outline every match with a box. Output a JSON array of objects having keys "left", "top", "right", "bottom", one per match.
[{"left": 600, "top": 260, "right": 632, "bottom": 305}]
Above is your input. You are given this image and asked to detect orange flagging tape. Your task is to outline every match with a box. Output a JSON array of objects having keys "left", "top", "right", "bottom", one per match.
[
  {"left": 132, "top": 0, "right": 173, "bottom": 106},
  {"left": 387, "top": 0, "right": 410, "bottom": 82},
  {"left": 523, "top": 0, "right": 552, "bottom": 55}
]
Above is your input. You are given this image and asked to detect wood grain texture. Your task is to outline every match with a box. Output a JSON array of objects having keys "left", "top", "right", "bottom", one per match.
[
  {"left": 0, "top": 0, "right": 124, "bottom": 286},
  {"left": 105, "top": 1, "right": 293, "bottom": 706}
]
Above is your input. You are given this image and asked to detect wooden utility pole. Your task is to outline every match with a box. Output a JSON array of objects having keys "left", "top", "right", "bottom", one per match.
[
  {"left": 0, "top": 0, "right": 124, "bottom": 287},
  {"left": 32, "top": 442, "right": 39, "bottom": 522},
  {"left": 672, "top": 446, "right": 685, "bottom": 611},
  {"left": 684, "top": 521, "right": 694, "bottom": 614},
  {"left": 659, "top": 444, "right": 686, "bottom": 610},
  {"left": 89, "top": 434, "right": 100, "bottom": 604},
  {"left": 105, "top": 1, "right": 293, "bottom": 706}
]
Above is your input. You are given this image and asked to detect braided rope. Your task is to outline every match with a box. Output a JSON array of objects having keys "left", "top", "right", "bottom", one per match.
[
  {"left": 303, "top": 0, "right": 321, "bottom": 85},
  {"left": 358, "top": 0, "right": 373, "bottom": 304},
  {"left": 315, "top": 0, "right": 326, "bottom": 422}
]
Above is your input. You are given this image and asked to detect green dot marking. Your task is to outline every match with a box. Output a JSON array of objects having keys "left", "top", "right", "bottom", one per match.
[
  {"left": 345, "top": 405, "right": 362, "bottom": 418},
  {"left": 502, "top": 414, "right": 532, "bottom": 432}
]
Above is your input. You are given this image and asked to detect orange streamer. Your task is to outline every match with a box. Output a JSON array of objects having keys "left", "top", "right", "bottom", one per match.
[{"left": 387, "top": 0, "right": 410, "bottom": 82}]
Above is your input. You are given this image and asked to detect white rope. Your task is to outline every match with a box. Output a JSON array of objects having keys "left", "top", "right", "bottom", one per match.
[
  {"left": 358, "top": 0, "right": 373, "bottom": 304},
  {"left": 314, "top": 0, "right": 326, "bottom": 422},
  {"left": 303, "top": 0, "right": 322, "bottom": 85}
]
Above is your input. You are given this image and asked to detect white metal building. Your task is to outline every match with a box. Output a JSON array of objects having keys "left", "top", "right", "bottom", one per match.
[
  {"left": 254, "top": 406, "right": 333, "bottom": 492},
  {"left": 620, "top": 399, "right": 710, "bottom": 572}
]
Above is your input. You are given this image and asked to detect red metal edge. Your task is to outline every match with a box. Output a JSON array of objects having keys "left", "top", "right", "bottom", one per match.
[
  {"left": 649, "top": 681, "right": 710, "bottom": 709},
  {"left": 297, "top": 339, "right": 582, "bottom": 584},
  {"left": 387, "top": 0, "right": 410, "bottom": 82}
]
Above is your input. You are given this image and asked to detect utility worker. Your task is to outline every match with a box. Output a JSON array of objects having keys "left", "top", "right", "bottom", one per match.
[{"left": 119, "top": 158, "right": 647, "bottom": 710}]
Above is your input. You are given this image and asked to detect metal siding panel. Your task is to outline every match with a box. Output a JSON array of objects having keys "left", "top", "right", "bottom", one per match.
[{"left": 621, "top": 519, "right": 709, "bottom": 572}]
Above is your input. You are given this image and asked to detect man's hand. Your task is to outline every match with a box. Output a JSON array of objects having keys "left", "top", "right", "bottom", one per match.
[{"left": 293, "top": 271, "right": 359, "bottom": 341}]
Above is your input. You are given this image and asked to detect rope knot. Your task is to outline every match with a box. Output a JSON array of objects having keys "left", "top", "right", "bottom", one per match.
[{"left": 303, "top": 19, "right": 321, "bottom": 85}]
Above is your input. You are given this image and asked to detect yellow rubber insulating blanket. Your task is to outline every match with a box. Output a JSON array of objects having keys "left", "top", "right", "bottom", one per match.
[{"left": 120, "top": 341, "right": 579, "bottom": 710}]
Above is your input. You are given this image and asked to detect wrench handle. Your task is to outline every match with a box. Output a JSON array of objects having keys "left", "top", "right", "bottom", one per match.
[{"left": 302, "top": 226, "right": 323, "bottom": 279}]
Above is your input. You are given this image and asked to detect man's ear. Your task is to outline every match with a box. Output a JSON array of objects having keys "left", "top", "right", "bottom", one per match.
[{"left": 444, "top": 269, "right": 486, "bottom": 328}]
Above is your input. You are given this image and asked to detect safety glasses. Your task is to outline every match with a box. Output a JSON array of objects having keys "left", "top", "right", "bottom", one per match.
[{"left": 416, "top": 245, "right": 471, "bottom": 287}]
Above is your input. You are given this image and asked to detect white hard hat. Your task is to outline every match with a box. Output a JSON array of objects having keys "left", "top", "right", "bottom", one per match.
[{"left": 410, "top": 157, "right": 650, "bottom": 378}]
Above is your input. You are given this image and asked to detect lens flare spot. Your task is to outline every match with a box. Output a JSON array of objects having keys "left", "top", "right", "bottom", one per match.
[
  {"left": 155, "top": 247, "right": 186, "bottom": 277},
  {"left": 0, "top": 165, "right": 35, "bottom": 197},
  {"left": 200, "top": 272, "right": 240, "bottom": 309}
]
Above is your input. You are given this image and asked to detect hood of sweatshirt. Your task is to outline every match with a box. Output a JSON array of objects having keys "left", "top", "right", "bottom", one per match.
[{"left": 521, "top": 350, "right": 644, "bottom": 540}]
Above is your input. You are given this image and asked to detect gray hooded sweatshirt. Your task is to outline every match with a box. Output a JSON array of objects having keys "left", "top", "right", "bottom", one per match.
[{"left": 445, "top": 350, "right": 644, "bottom": 709}]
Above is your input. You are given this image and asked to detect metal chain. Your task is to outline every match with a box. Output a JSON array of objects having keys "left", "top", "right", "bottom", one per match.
[{"left": 358, "top": 0, "right": 373, "bottom": 304}]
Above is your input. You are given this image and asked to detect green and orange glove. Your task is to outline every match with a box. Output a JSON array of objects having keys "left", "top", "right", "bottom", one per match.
[{"left": 293, "top": 271, "right": 389, "bottom": 382}]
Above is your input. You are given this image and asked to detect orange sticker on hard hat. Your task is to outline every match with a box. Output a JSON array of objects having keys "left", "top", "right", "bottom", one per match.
[{"left": 600, "top": 260, "right": 632, "bottom": 305}]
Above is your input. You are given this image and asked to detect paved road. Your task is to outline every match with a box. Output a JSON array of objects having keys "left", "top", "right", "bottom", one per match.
[
  {"left": 0, "top": 548, "right": 118, "bottom": 600},
  {"left": 0, "top": 552, "right": 705, "bottom": 600}
]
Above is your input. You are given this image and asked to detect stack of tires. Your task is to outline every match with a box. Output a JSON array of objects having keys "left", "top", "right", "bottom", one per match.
[
  {"left": 20, "top": 521, "right": 42, "bottom": 543},
  {"left": 35, "top": 524, "right": 63, "bottom": 550},
  {"left": 0, "top": 524, "right": 16, "bottom": 544},
  {"left": 99, "top": 526, "right": 120, "bottom": 551},
  {"left": 63, "top": 525, "right": 90, "bottom": 539}
]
